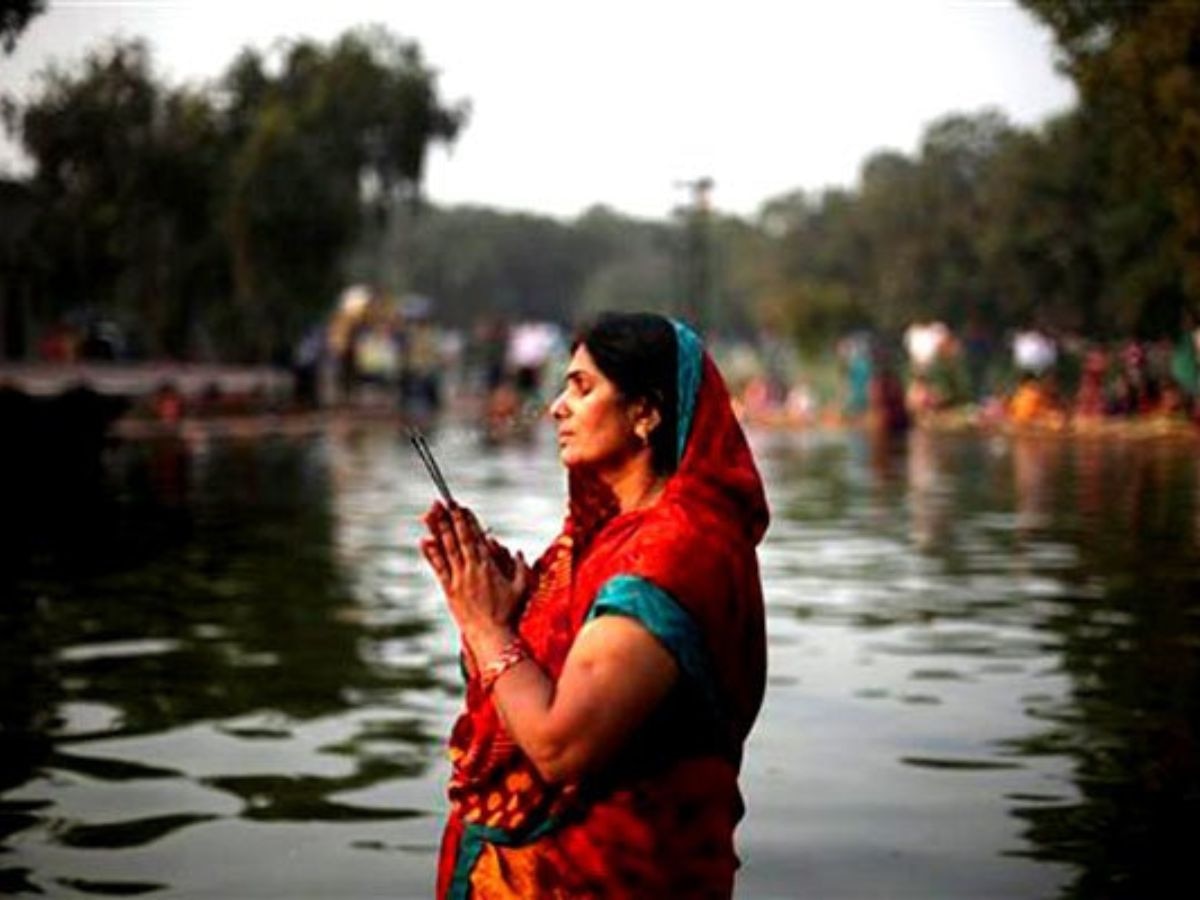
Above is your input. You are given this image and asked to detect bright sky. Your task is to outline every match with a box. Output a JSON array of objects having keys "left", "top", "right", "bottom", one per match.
[{"left": 0, "top": 0, "right": 1075, "bottom": 220}]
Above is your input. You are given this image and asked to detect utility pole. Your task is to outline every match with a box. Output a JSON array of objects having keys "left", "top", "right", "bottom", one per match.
[{"left": 673, "top": 177, "right": 716, "bottom": 336}]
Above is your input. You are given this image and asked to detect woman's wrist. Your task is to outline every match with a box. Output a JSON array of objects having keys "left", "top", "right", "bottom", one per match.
[
  {"left": 478, "top": 634, "right": 530, "bottom": 693},
  {"left": 462, "top": 622, "right": 515, "bottom": 666}
]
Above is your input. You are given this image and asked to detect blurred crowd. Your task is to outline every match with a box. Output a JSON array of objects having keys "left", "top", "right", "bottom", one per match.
[
  {"left": 24, "top": 288, "right": 1200, "bottom": 441},
  {"left": 727, "top": 318, "right": 1200, "bottom": 435},
  {"left": 298, "top": 285, "right": 567, "bottom": 440}
]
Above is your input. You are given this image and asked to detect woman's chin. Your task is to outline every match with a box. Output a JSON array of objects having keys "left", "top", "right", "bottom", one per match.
[{"left": 560, "top": 450, "right": 600, "bottom": 472}]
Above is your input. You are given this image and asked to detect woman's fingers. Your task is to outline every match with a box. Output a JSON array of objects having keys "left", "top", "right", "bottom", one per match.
[
  {"left": 432, "top": 504, "right": 465, "bottom": 568},
  {"left": 421, "top": 500, "right": 447, "bottom": 530},
  {"left": 423, "top": 502, "right": 469, "bottom": 580},
  {"left": 488, "top": 536, "right": 515, "bottom": 579},
  {"left": 420, "top": 536, "right": 449, "bottom": 584},
  {"left": 419, "top": 535, "right": 442, "bottom": 568},
  {"left": 451, "top": 506, "right": 484, "bottom": 564},
  {"left": 421, "top": 504, "right": 453, "bottom": 559},
  {"left": 512, "top": 551, "right": 531, "bottom": 597},
  {"left": 465, "top": 508, "right": 488, "bottom": 540}
]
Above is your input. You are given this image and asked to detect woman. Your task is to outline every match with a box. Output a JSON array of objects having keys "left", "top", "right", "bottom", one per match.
[{"left": 419, "top": 312, "right": 769, "bottom": 898}]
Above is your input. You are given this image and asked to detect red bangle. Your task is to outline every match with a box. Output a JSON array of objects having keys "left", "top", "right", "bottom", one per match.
[{"left": 480, "top": 636, "right": 529, "bottom": 693}]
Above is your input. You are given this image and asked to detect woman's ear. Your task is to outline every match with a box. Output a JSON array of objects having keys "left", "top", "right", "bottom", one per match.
[{"left": 638, "top": 404, "right": 662, "bottom": 440}]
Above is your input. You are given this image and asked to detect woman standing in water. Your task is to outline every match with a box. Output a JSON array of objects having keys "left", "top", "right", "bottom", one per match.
[{"left": 419, "top": 312, "right": 769, "bottom": 897}]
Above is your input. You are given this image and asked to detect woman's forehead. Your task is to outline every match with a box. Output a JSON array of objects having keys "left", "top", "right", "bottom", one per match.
[{"left": 566, "top": 344, "right": 603, "bottom": 378}]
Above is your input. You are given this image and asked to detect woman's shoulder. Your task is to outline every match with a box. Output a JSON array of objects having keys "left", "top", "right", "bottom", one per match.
[
  {"left": 624, "top": 498, "right": 745, "bottom": 581},
  {"left": 579, "top": 490, "right": 755, "bottom": 599}
]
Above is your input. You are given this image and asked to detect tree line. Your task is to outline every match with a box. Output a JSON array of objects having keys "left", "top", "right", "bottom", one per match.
[
  {"left": 1, "top": 2, "right": 1196, "bottom": 363},
  {"left": 2, "top": 26, "right": 467, "bottom": 361}
]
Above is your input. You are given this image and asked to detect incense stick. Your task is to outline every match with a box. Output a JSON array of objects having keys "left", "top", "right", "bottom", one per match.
[{"left": 408, "top": 428, "right": 455, "bottom": 506}]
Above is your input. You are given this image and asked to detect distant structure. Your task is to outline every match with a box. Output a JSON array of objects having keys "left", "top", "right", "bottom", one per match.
[{"left": 673, "top": 176, "right": 717, "bottom": 336}]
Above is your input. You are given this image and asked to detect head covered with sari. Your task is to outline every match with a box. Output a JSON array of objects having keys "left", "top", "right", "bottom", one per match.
[{"left": 438, "top": 315, "right": 768, "bottom": 898}]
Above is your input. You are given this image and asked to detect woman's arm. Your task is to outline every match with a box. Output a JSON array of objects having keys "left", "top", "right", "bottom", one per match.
[
  {"left": 466, "top": 616, "right": 678, "bottom": 784},
  {"left": 420, "top": 501, "right": 679, "bottom": 783}
]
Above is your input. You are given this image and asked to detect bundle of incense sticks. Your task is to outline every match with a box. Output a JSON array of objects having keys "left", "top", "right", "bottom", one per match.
[{"left": 408, "top": 428, "right": 455, "bottom": 506}]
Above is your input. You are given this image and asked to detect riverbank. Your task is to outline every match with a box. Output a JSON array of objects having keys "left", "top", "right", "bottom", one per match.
[{"left": 106, "top": 401, "right": 1200, "bottom": 446}]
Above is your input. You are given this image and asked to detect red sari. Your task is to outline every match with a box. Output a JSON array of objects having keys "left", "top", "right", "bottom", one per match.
[{"left": 437, "top": 323, "right": 769, "bottom": 898}]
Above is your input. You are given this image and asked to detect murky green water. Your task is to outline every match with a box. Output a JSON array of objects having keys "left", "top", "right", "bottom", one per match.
[{"left": 3, "top": 422, "right": 1198, "bottom": 897}]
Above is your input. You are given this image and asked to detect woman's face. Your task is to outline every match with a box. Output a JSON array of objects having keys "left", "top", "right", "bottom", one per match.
[{"left": 550, "top": 344, "right": 647, "bottom": 471}]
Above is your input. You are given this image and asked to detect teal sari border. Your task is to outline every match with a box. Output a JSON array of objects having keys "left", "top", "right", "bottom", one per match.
[
  {"left": 586, "top": 573, "right": 724, "bottom": 721},
  {"left": 447, "top": 817, "right": 561, "bottom": 898},
  {"left": 465, "top": 816, "right": 558, "bottom": 847},
  {"left": 447, "top": 825, "right": 485, "bottom": 900},
  {"left": 670, "top": 319, "right": 702, "bottom": 465}
]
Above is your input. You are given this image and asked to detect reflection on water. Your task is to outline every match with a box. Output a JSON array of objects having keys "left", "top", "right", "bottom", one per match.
[{"left": 2, "top": 422, "right": 1198, "bottom": 896}]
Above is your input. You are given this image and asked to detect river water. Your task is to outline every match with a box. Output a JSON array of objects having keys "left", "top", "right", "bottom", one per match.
[{"left": 2, "top": 421, "right": 1198, "bottom": 897}]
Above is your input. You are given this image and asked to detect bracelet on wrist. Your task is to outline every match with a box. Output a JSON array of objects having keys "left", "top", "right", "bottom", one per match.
[{"left": 479, "top": 636, "right": 529, "bottom": 693}]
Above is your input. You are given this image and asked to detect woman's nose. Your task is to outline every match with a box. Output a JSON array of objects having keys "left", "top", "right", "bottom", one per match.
[{"left": 549, "top": 392, "right": 569, "bottom": 421}]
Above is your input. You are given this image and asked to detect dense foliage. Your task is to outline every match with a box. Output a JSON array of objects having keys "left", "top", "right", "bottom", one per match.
[
  {"left": 3, "top": 28, "right": 466, "bottom": 360},
  {"left": 1019, "top": 0, "right": 1200, "bottom": 329},
  {"left": 0, "top": 0, "right": 44, "bottom": 54},
  {"left": 2, "top": 3, "right": 1196, "bottom": 361}
]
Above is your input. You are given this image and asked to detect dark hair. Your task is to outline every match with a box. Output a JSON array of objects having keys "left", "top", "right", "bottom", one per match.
[{"left": 572, "top": 312, "right": 679, "bottom": 474}]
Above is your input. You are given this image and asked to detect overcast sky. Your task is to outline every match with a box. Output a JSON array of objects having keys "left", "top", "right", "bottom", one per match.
[{"left": 0, "top": 0, "right": 1076, "bottom": 220}]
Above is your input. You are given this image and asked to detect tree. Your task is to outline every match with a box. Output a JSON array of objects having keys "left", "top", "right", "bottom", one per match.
[
  {"left": 905, "top": 110, "right": 1016, "bottom": 328},
  {"left": 222, "top": 27, "right": 468, "bottom": 359},
  {"left": 1, "top": 0, "right": 45, "bottom": 54},
  {"left": 854, "top": 151, "right": 926, "bottom": 330},
  {"left": 7, "top": 40, "right": 227, "bottom": 356},
  {"left": 750, "top": 187, "right": 873, "bottom": 347},
  {"left": 1020, "top": 0, "right": 1200, "bottom": 323},
  {"left": 979, "top": 114, "right": 1102, "bottom": 333},
  {"left": 3, "top": 27, "right": 468, "bottom": 360}
]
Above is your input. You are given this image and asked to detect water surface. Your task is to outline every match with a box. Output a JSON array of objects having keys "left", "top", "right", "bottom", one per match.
[{"left": 3, "top": 422, "right": 1198, "bottom": 897}]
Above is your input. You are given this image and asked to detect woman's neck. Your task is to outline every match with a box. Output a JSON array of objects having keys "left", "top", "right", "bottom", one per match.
[{"left": 600, "top": 456, "right": 665, "bottom": 514}]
